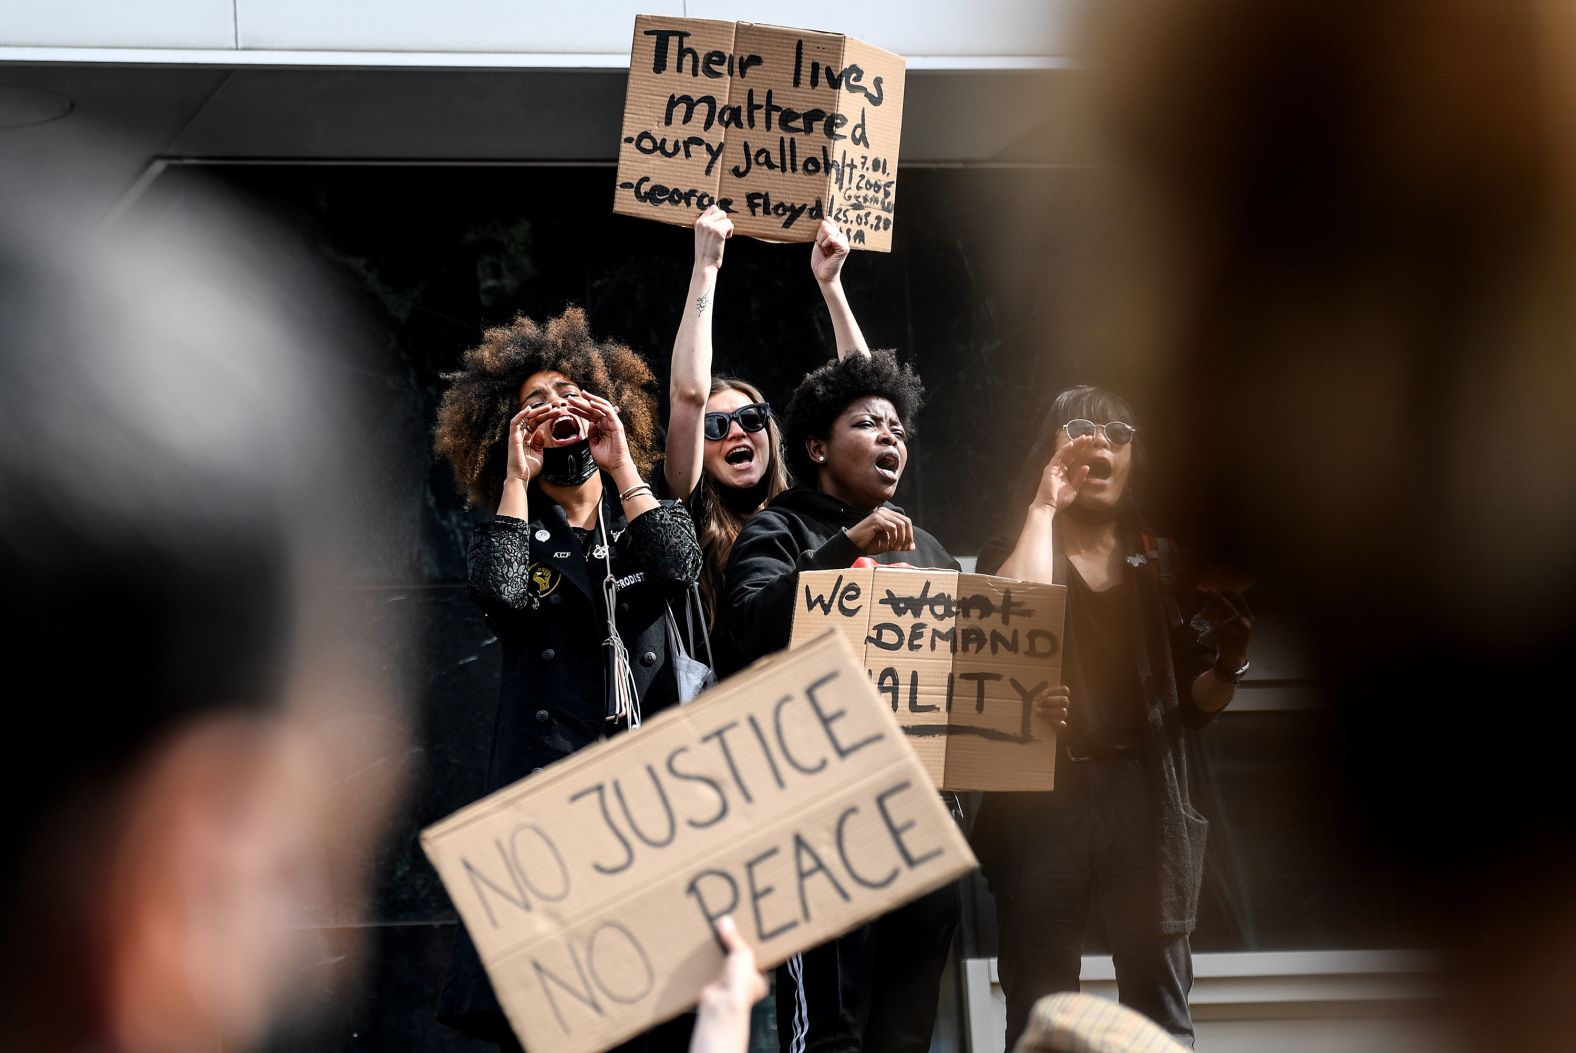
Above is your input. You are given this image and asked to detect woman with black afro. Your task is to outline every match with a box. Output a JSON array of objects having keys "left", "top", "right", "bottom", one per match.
[
  {"left": 721, "top": 348, "right": 944, "bottom": 653},
  {"left": 432, "top": 306, "right": 702, "bottom": 1053},
  {"left": 721, "top": 349, "right": 1070, "bottom": 1053}
]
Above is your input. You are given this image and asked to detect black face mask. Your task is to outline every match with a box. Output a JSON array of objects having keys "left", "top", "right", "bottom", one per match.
[{"left": 539, "top": 439, "right": 597, "bottom": 487}]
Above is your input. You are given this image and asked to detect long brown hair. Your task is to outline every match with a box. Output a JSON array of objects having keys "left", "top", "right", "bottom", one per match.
[{"left": 695, "top": 376, "right": 789, "bottom": 624}]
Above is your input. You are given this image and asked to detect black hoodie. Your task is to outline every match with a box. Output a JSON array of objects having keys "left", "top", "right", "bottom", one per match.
[{"left": 720, "top": 485, "right": 959, "bottom": 672}]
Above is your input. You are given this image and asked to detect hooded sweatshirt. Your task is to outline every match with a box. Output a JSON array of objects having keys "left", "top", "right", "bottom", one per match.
[{"left": 720, "top": 485, "right": 960, "bottom": 672}]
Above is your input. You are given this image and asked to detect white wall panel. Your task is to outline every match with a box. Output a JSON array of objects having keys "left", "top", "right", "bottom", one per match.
[
  {"left": 684, "top": 0, "right": 1076, "bottom": 58},
  {"left": 1, "top": 0, "right": 235, "bottom": 49},
  {"left": 235, "top": 0, "right": 680, "bottom": 54},
  {"left": 4, "top": 1, "right": 1073, "bottom": 62}
]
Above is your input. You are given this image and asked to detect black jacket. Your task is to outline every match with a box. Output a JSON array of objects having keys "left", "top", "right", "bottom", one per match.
[
  {"left": 439, "top": 483, "right": 701, "bottom": 1043},
  {"left": 968, "top": 528, "right": 1217, "bottom": 934},
  {"left": 721, "top": 486, "right": 960, "bottom": 671},
  {"left": 466, "top": 486, "right": 701, "bottom": 789}
]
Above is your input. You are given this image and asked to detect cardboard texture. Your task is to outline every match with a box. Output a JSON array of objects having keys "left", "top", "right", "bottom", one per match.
[
  {"left": 789, "top": 568, "right": 1068, "bottom": 791},
  {"left": 421, "top": 631, "right": 976, "bottom": 1053},
  {"left": 614, "top": 15, "right": 906, "bottom": 251}
]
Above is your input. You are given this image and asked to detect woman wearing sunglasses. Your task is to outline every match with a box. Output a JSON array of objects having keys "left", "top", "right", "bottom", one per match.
[
  {"left": 662, "top": 206, "right": 869, "bottom": 672},
  {"left": 970, "top": 385, "right": 1254, "bottom": 1050}
]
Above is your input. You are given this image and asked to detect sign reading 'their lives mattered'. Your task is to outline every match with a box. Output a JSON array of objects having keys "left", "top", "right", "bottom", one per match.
[
  {"left": 613, "top": 15, "right": 906, "bottom": 251},
  {"left": 422, "top": 631, "right": 975, "bottom": 1053}
]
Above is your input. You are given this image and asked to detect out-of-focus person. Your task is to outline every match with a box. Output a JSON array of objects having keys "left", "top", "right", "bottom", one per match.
[
  {"left": 0, "top": 206, "right": 409, "bottom": 1052},
  {"left": 1071, "top": 2, "right": 1576, "bottom": 1049},
  {"left": 1012, "top": 992, "right": 1188, "bottom": 1053}
]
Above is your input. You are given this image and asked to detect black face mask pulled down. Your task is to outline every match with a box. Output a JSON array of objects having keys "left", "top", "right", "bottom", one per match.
[{"left": 539, "top": 438, "right": 598, "bottom": 487}]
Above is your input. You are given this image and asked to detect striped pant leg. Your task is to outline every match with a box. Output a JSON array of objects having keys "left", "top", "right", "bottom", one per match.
[{"left": 774, "top": 924, "right": 875, "bottom": 1053}]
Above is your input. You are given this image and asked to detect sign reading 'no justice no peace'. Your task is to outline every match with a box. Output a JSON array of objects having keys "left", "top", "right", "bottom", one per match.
[
  {"left": 614, "top": 15, "right": 906, "bottom": 251},
  {"left": 791, "top": 567, "right": 1069, "bottom": 792},
  {"left": 422, "top": 632, "right": 974, "bottom": 1053}
]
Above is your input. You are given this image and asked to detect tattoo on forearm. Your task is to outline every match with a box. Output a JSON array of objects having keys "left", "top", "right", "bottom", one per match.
[{"left": 695, "top": 294, "right": 709, "bottom": 317}]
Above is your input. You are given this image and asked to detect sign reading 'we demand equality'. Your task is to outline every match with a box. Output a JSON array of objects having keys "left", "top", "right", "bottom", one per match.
[
  {"left": 790, "top": 567, "right": 1068, "bottom": 792},
  {"left": 422, "top": 632, "right": 974, "bottom": 1053},
  {"left": 613, "top": 16, "right": 907, "bottom": 251}
]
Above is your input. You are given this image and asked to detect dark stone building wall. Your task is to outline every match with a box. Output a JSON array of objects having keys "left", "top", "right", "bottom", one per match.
[{"left": 136, "top": 164, "right": 1401, "bottom": 1053}]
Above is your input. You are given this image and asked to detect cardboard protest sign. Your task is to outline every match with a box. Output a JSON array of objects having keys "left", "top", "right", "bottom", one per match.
[
  {"left": 614, "top": 15, "right": 906, "bottom": 251},
  {"left": 422, "top": 631, "right": 975, "bottom": 1053},
  {"left": 789, "top": 567, "right": 1068, "bottom": 792}
]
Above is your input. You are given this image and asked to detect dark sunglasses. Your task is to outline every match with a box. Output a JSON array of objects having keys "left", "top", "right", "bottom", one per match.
[
  {"left": 704, "top": 402, "right": 771, "bottom": 441},
  {"left": 1063, "top": 419, "right": 1137, "bottom": 446}
]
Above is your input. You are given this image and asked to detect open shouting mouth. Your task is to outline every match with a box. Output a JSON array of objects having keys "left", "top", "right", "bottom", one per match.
[
  {"left": 874, "top": 449, "right": 901, "bottom": 484},
  {"left": 548, "top": 415, "right": 583, "bottom": 444}
]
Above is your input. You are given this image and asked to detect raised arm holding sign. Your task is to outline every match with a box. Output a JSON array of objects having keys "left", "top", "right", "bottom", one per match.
[{"left": 660, "top": 205, "right": 873, "bottom": 679}]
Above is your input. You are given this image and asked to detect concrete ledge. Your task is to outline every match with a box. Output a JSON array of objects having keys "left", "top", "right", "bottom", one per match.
[{"left": 963, "top": 951, "right": 1454, "bottom": 1053}]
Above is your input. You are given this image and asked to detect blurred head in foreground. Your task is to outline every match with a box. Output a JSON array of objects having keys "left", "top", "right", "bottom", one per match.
[
  {"left": 1076, "top": 0, "right": 1576, "bottom": 1047},
  {"left": 0, "top": 203, "right": 407, "bottom": 1051}
]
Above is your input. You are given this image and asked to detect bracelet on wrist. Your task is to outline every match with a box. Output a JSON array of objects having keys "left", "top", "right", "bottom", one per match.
[{"left": 619, "top": 482, "right": 653, "bottom": 502}]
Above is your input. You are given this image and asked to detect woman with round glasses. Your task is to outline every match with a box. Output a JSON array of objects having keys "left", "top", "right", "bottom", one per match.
[
  {"left": 662, "top": 206, "right": 869, "bottom": 670},
  {"left": 970, "top": 385, "right": 1254, "bottom": 1050}
]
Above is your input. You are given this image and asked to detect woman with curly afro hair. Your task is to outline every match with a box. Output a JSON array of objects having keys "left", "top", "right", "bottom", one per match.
[{"left": 432, "top": 306, "right": 701, "bottom": 1053}]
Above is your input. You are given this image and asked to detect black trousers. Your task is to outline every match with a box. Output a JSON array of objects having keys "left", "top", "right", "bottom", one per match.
[
  {"left": 992, "top": 756, "right": 1196, "bottom": 1051},
  {"left": 773, "top": 880, "right": 961, "bottom": 1053},
  {"left": 493, "top": 1014, "right": 695, "bottom": 1053}
]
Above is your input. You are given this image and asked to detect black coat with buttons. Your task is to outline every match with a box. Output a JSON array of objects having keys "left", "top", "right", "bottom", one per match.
[
  {"left": 439, "top": 482, "right": 701, "bottom": 1044},
  {"left": 466, "top": 484, "right": 702, "bottom": 792}
]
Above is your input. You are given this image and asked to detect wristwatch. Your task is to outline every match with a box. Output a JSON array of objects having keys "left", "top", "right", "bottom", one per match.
[{"left": 1213, "top": 656, "right": 1250, "bottom": 684}]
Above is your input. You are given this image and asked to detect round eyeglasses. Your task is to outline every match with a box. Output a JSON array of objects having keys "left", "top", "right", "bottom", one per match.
[
  {"left": 704, "top": 402, "right": 771, "bottom": 441},
  {"left": 1063, "top": 419, "right": 1137, "bottom": 446}
]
